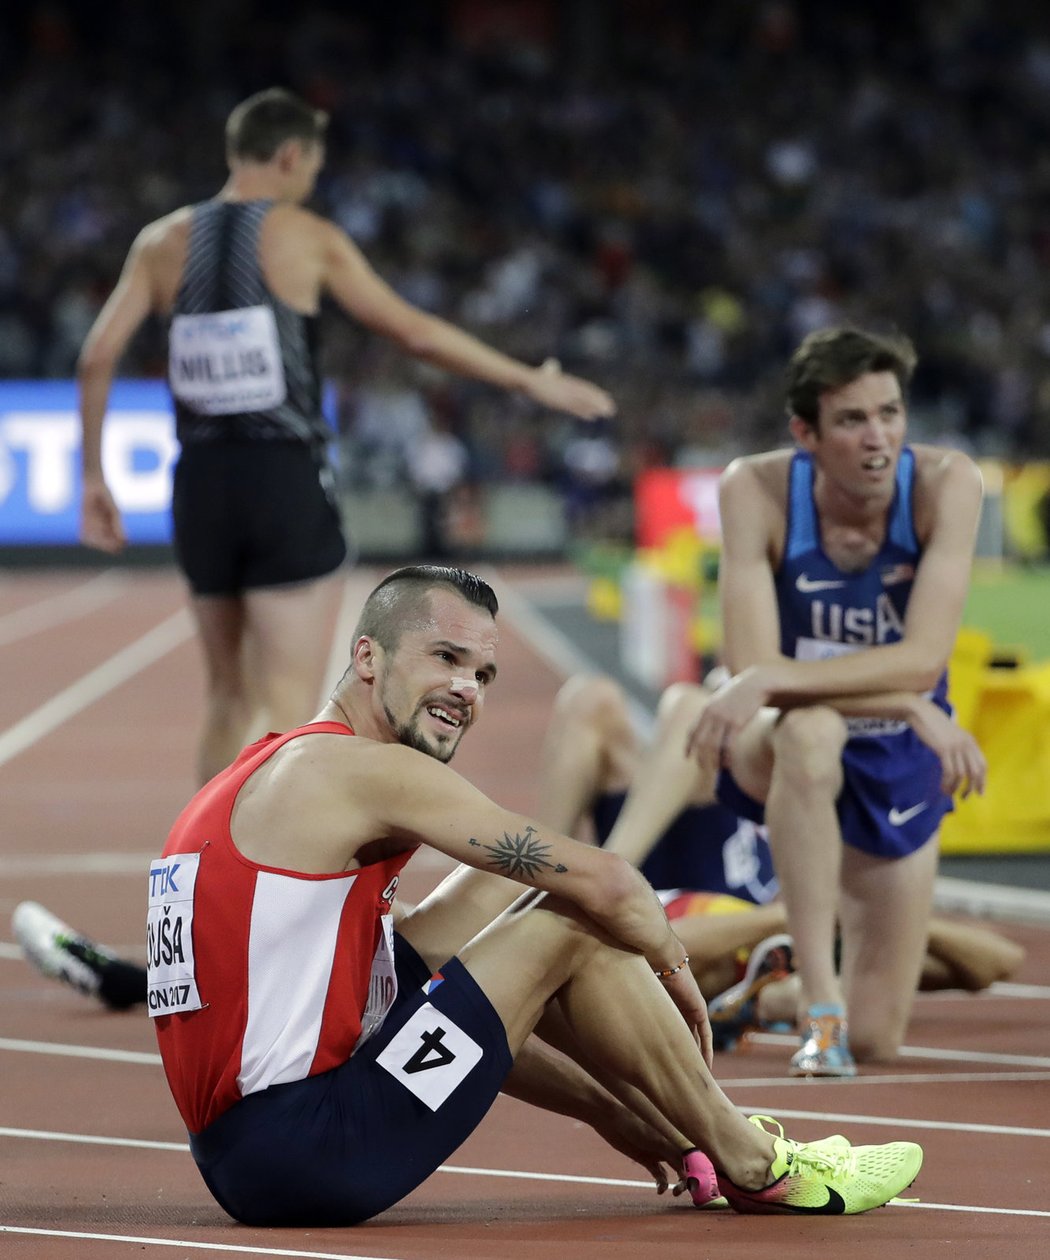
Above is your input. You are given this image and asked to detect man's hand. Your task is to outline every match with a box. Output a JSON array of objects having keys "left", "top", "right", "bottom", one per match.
[
  {"left": 908, "top": 698, "right": 987, "bottom": 797},
  {"left": 589, "top": 1103, "right": 685, "bottom": 1195},
  {"left": 522, "top": 357, "right": 615, "bottom": 420},
  {"left": 80, "top": 479, "right": 126, "bottom": 553},
  {"left": 685, "top": 666, "right": 769, "bottom": 771}
]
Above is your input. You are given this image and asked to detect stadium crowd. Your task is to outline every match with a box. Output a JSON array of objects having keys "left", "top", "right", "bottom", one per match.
[{"left": 4, "top": 0, "right": 1050, "bottom": 509}]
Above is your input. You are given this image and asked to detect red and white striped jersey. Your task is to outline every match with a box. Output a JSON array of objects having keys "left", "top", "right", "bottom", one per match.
[{"left": 149, "top": 723, "right": 413, "bottom": 1133}]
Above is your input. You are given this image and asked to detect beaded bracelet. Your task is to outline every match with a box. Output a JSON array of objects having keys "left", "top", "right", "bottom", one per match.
[{"left": 652, "top": 956, "right": 690, "bottom": 979}]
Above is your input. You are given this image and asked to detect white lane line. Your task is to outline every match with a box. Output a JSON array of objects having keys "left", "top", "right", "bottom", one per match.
[
  {"left": 1, "top": 1131, "right": 1049, "bottom": 1223},
  {"left": 727, "top": 1107, "right": 1050, "bottom": 1139},
  {"left": 0, "top": 1225, "right": 407, "bottom": 1259},
  {"left": 0, "top": 1126, "right": 182, "bottom": 1150},
  {"left": 919, "top": 981, "right": 1050, "bottom": 1000},
  {"left": 0, "top": 571, "right": 129, "bottom": 648},
  {"left": 0, "top": 1039, "right": 161, "bottom": 1065},
  {"left": 0, "top": 609, "right": 193, "bottom": 769},
  {"left": 0, "top": 851, "right": 155, "bottom": 875},
  {"left": 0, "top": 844, "right": 454, "bottom": 880},
  {"left": 898, "top": 1202, "right": 1050, "bottom": 1217},
  {"left": 985, "top": 981, "right": 1050, "bottom": 998},
  {"left": 935, "top": 875, "right": 1050, "bottom": 926},
  {"left": 750, "top": 1029, "right": 1050, "bottom": 1068},
  {"left": 725, "top": 1069, "right": 1050, "bottom": 1088}
]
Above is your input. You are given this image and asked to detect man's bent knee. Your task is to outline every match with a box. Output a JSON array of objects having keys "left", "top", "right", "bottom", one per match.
[
  {"left": 772, "top": 707, "right": 849, "bottom": 785},
  {"left": 654, "top": 681, "right": 708, "bottom": 729}
]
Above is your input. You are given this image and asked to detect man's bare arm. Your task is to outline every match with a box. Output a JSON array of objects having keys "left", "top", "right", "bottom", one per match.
[
  {"left": 76, "top": 229, "right": 159, "bottom": 552},
  {"left": 318, "top": 220, "right": 614, "bottom": 420}
]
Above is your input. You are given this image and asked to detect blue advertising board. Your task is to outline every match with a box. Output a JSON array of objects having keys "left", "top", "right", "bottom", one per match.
[
  {"left": 0, "top": 380, "right": 339, "bottom": 546},
  {"left": 0, "top": 380, "right": 177, "bottom": 545}
]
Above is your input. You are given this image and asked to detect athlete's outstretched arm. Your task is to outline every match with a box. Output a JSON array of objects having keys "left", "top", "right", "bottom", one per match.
[{"left": 317, "top": 219, "right": 614, "bottom": 421}]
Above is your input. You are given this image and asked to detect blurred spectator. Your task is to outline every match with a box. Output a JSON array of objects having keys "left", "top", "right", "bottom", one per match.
[{"left": 405, "top": 410, "right": 473, "bottom": 559}]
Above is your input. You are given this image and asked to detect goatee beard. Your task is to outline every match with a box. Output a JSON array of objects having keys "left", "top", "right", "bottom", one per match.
[{"left": 384, "top": 702, "right": 457, "bottom": 764}]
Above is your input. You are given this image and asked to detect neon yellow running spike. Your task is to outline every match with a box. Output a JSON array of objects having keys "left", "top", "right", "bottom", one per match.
[{"left": 718, "top": 1115, "right": 923, "bottom": 1215}]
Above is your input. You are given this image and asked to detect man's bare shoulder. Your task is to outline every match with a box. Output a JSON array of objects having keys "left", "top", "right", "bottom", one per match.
[
  {"left": 910, "top": 441, "right": 981, "bottom": 482},
  {"left": 722, "top": 449, "right": 793, "bottom": 501},
  {"left": 134, "top": 206, "right": 195, "bottom": 251},
  {"left": 909, "top": 443, "right": 984, "bottom": 539},
  {"left": 264, "top": 201, "right": 339, "bottom": 241}
]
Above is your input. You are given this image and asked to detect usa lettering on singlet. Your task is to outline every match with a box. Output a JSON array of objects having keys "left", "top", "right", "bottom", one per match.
[
  {"left": 146, "top": 851, "right": 204, "bottom": 1017},
  {"left": 778, "top": 448, "right": 946, "bottom": 737},
  {"left": 169, "top": 305, "right": 287, "bottom": 414}
]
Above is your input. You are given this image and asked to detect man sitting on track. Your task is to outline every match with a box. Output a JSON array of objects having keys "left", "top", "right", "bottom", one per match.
[{"left": 15, "top": 565, "right": 923, "bottom": 1226}]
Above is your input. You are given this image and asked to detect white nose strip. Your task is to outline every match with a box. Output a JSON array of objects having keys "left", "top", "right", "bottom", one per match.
[{"left": 450, "top": 676, "right": 478, "bottom": 695}]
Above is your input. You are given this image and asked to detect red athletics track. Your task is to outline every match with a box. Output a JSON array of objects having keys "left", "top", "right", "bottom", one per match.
[{"left": 2, "top": 564, "right": 1049, "bottom": 1260}]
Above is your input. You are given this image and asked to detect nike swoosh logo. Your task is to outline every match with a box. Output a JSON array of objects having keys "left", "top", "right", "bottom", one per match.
[
  {"left": 889, "top": 802, "right": 929, "bottom": 826},
  {"left": 781, "top": 1185, "right": 846, "bottom": 1214},
  {"left": 796, "top": 574, "right": 846, "bottom": 593}
]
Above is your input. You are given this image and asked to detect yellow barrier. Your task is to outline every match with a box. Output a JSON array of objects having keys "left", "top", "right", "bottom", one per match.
[{"left": 941, "top": 628, "right": 1050, "bottom": 853}]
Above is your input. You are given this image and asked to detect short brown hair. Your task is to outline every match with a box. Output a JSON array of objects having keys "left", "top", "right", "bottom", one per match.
[
  {"left": 353, "top": 565, "right": 499, "bottom": 654},
  {"left": 225, "top": 87, "right": 328, "bottom": 162},
  {"left": 787, "top": 327, "right": 918, "bottom": 428}
]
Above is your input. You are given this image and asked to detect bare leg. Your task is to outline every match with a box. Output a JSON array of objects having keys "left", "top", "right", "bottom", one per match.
[
  {"left": 838, "top": 837, "right": 939, "bottom": 1061},
  {"left": 920, "top": 916, "right": 1026, "bottom": 992},
  {"left": 758, "top": 707, "right": 849, "bottom": 1016},
  {"left": 672, "top": 902, "right": 789, "bottom": 995},
  {"left": 536, "top": 675, "right": 636, "bottom": 836},
  {"left": 244, "top": 571, "right": 345, "bottom": 734},
  {"left": 451, "top": 893, "right": 777, "bottom": 1188},
  {"left": 601, "top": 683, "right": 720, "bottom": 866},
  {"left": 190, "top": 594, "right": 252, "bottom": 785}
]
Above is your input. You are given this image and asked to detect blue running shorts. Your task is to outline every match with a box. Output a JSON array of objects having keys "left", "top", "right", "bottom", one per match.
[{"left": 188, "top": 933, "right": 512, "bottom": 1226}]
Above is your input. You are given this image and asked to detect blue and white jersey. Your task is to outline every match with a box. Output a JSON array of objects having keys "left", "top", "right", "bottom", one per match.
[
  {"left": 718, "top": 445, "right": 954, "bottom": 858},
  {"left": 776, "top": 447, "right": 949, "bottom": 733}
]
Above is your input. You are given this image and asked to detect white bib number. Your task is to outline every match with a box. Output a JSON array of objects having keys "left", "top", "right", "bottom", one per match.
[
  {"left": 146, "top": 852, "right": 203, "bottom": 1018},
  {"left": 376, "top": 1003, "right": 483, "bottom": 1110},
  {"left": 356, "top": 912, "right": 398, "bottom": 1049},
  {"left": 169, "top": 305, "right": 287, "bottom": 414}
]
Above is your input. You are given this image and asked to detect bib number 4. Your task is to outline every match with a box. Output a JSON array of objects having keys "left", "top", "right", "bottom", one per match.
[{"left": 376, "top": 1002, "right": 483, "bottom": 1110}]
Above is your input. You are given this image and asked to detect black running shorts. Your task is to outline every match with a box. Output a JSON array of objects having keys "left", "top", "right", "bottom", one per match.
[{"left": 171, "top": 441, "right": 348, "bottom": 596}]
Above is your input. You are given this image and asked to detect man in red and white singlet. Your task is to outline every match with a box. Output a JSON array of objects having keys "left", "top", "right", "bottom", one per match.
[{"left": 146, "top": 564, "right": 924, "bottom": 1226}]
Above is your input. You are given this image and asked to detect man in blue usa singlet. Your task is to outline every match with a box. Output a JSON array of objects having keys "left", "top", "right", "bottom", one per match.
[{"left": 685, "top": 326, "right": 987, "bottom": 1077}]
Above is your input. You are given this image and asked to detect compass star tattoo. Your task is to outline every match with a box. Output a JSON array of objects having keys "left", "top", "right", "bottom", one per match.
[{"left": 469, "top": 826, "right": 568, "bottom": 878}]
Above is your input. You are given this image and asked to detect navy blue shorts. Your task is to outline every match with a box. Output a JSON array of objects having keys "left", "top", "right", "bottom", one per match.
[
  {"left": 591, "top": 793, "right": 778, "bottom": 904},
  {"left": 172, "top": 440, "right": 348, "bottom": 596},
  {"left": 188, "top": 934, "right": 512, "bottom": 1226},
  {"left": 717, "top": 728, "right": 952, "bottom": 859}
]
